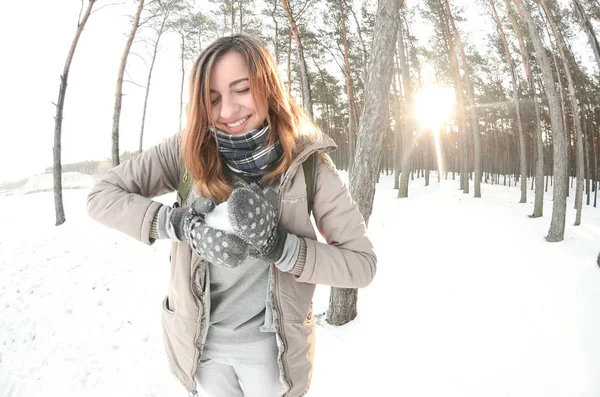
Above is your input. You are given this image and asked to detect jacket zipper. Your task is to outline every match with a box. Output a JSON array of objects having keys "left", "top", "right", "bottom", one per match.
[
  {"left": 272, "top": 267, "right": 292, "bottom": 395},
  {"left": 189, "top": 258, "right": 203, "bottom": 394},
  {"left": 273, "top": 150, "right": 318, "bottom": 395},
  {"left": 187, "top": 147, "right": 323, "bottom": 395}
]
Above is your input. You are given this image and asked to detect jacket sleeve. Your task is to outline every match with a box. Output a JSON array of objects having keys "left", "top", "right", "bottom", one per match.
[
  {"left": 295, "top": 153, "right": 377, "bottom": 288},
  {"left": 86, "top": 133, "right": 181, "bottom": 245}
]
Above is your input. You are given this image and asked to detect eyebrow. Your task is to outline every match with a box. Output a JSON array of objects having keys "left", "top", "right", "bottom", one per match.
[{"left": 210, "top": 78, "right": 249, "bottom": 93}]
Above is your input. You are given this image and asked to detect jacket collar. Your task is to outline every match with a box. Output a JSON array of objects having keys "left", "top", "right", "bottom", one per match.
[
  {"left": 277, "top": 132, "right": 337, "bottom": 195},
  {"left": 292, "top": 132, "right": 337, "bottom": 168}
]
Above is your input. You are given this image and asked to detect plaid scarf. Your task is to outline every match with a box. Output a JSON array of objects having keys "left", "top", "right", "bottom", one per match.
[{"left": 215, "top": 125, "right": 283, "bottom": 177}]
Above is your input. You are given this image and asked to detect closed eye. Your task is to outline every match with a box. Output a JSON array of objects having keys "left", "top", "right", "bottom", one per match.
[{"left": 236, "top": 88, "right": 250, "bottom": 94}]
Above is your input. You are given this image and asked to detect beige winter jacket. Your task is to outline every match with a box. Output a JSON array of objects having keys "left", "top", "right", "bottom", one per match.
[{"left": 87, "top": 131, "right": 376, "bottom": 396}]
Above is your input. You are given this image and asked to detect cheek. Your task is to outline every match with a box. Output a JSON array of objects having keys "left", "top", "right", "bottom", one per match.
[
  {"left": 253, "top": 98, "right": 268, "bottom": 118},
  {"left": 211, "top": 104, "right": 220, "bottom": 120},
  {"left": 244, "top": 95, "right": 260, "bottom": 112}
]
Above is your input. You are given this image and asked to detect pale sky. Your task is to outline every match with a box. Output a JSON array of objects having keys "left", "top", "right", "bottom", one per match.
[
  {"left": 1, "top": 1, "right": 184, "bottom": 182},
  {"left": 0, "top": 0, "right": 595, "bottom": 182}
]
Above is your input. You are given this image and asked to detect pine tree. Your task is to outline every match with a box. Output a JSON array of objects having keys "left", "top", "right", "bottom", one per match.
[
  {"left": 53, "top": 0, "right": 97, "bottom": 226},
  {"left": 112, "top": 0, "right": 145, "bottom": 166},
  {"left": 328, "top": 0, "right": 399, "bottom": 326}
]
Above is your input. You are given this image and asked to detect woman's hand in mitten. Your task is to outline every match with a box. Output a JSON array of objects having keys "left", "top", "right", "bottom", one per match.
[
  {"left": 171, "top": 197, "right": 249, "bottom": 268},
  {"left": 167, "top": 197, "right": 217, "bottom": 241},
  {"left": 227, "top": 184, "right": 287, "bottom": 262},
  {"left": 186, "top": 221, "right": 250, "bottom": 268}
]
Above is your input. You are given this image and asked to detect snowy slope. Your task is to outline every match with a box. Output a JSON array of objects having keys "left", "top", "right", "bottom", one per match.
[
  {"left": 2, "top": 173, "right": 95, "bottom": 196},
  {"left": 1, "top": 174, "right": 599, "bottom": 397}
]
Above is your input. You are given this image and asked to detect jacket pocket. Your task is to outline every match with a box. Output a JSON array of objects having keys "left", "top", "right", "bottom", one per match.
[
  {"left": 163, "top": 295, "right": 176, "bottom": 315},
  {"left": 281, "top": 315, "right": 316, "bottom": 395},
  {"left": 161, "top": 296, "right": 199, "bottom": 392},
  {"left": 277, "top": 272, "right": 316, "bottom": 322}
]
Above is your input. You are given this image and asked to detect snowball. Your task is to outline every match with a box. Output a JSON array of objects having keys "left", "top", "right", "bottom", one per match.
[{"left": 204, "top": 201, "right": 234, "bottom": 233}]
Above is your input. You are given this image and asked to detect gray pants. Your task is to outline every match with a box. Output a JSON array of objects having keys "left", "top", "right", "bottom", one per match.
[{"left": 194, "top": 335, "right": 282, "bottom": 397}]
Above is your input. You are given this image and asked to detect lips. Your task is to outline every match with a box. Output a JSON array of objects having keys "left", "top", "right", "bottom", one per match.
[{"left": 226, "top": 116, "right": 249, "bottom": 127}]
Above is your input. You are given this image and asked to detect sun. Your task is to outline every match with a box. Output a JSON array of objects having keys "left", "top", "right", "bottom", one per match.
[
  {"left": 413, "top": 86, "right": 455, "bottom": 177},
  {"left": 414, "top": 86, "right": 456, "bottom": 128}
]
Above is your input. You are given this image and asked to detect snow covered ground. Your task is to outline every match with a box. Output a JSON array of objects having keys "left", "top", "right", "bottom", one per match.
[
  {"left": 1, "top": 173, "right": 599, "bottom": 397},
  {"left": 3, "top": 173, "right": 95, "bottom": 195}
]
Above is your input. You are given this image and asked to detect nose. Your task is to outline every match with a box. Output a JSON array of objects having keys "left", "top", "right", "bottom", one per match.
[{"left": 219, "top": 94, "right": 240, "bottom": 121}]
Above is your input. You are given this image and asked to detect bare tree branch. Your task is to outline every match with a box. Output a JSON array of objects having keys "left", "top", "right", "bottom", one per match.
[
  {"left": 124, "top": 70, "right": 146, "bottom": 88},
  {"left": 124, "top": 79, "right": 147, "bottom": 89},
  {"left": 128, "top": 51, "right": 151, "bottom": 69},
  {"left": 137, "top": 11, "right": 157, "bottom": 28},
  {"left": 91, "top": 2, "right": 124, "bottom": 15},
  {"left": 316, "top": 40, "right": 344, "bottom": 74},
  {"left": 78, "top": 0, "right": 84, "bottom": 27},
  {"left": 140, "top": 12, "right": 160, "bottom": 27},
  {"left": 135, "top": 36, "right": 156, "bottom": 47},
  {"left": 341, "top": 0, "right": 368, "bottom": 79},
  {"left": 139, "top": 35, "right": 159, "bottom": 48},
  {"left": 296, "top": 0, "right": 318, "bottom": 20}
]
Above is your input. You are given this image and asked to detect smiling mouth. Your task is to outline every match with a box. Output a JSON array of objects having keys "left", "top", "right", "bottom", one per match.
[{"left": 226, "top": 116, "right": 249, "bottom": 128}]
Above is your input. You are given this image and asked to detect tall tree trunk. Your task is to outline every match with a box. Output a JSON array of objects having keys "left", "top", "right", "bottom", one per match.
[
  {"left": 504, "top": 0, "right": 544, "bottom": 216},
  {"left": 313, "top": 62, "right": 331, "bottom": 136},
  {"left": 531, "top": 79, "right": 545, "bottom": 216},
  {"left": 513, "top": 0, "right": 568, "bottom": 242},
  {"left": 112, "top": 0, "right": 145, "bottom": 167},
  {"left": 393, "top": 55, "right": 403, "bottom": 190},
  {"left": 198, "top": 20, "right": 203, "bottom": 52},
  {"left": 281, "top": 0, "right": 313, "bottom": 118},
  {"left": 541, "top": 22, "right": 569, "bottom": 197},
  {"left": 231, "top": 0, "right": 235, "bottom": 35},
  {"left": 341, "top": 0, "right": 368, "bottom": 81},
  {"left": 540, "top": 0, "right": 585, "bottom": 226},
  {"left": 340, "top": 3, "right": 358, "bottom": 174},
  {"left": 271, "top": 1, "right": 280, "bottom": 64},
  {"left": 573, "top": 0, "right": 600, "bottom": 71},
  {"left": 53, "top": 0, "right": 97, "bottom": 226},
  {"left": 490, "top": 0, "right": 527, "bottom": 202},
  {"left": 444, "top": 0, "right": 482, "bottom": 197},
  {"left": 287, "top": 30, "right": 292, "bottom": 92},
  {"left": 139, "top": 16, "right": 168, "bottom": 153},
  {"left": 424, "top": 135, "right": 431, "bottom": 186},
  {"left": 398, "top": 10, "right": 413, "bottom": 198},
  {"left": 239, "top": 0, "right": 243, "bottom": 32},
  {"left": 179, "top": 34, "right": 185, "bottom": 131},
  {"left": 221, "top": 2, "right": 227, "bottom": 36},
  {"left": 329, "top": 0, "right": 398, "bottom": 326},
  {"left": 438, "top": 0, "right": 468, "bottom": 193},
  {"left": 591, "top": 115, "right": 598, "bottom": 208},
  {"left": 583, "top": 115, "right": 591, "bottom": 205}
]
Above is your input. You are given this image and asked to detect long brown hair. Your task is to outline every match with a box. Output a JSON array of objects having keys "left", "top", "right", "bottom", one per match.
[{"left": 182, "top": 34, "right": 316, "bottom": 202}]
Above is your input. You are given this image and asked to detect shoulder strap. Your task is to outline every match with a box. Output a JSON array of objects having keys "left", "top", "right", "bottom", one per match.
[
  {"left": 302, "top": 153, "right": 317, "bottom": 216},
  {"left": 178, "top": 163, "right": 193, "bottom": 204}
]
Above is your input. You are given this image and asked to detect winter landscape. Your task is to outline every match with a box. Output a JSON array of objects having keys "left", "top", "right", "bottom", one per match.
[
  {"left": 3, "top": 0, "right": 600, "bottom": 395},
  {"left": 1, "top": 172, "right": 599, "bottom": 397}
]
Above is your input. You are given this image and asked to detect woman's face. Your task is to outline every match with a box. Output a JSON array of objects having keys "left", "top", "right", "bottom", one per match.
[{"left": 209, "top": 51, "right": 267, "bottom": 136}]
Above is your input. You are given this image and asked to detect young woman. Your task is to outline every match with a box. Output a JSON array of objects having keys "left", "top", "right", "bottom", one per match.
[{"left": 87, "top": 34, "right": 376, "bottom": 397}]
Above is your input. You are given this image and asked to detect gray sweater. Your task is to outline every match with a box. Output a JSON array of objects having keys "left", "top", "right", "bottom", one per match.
[
  {"left": 205, "top": 255, "right": 272, "bottom": 345},
  {"left": 202, "top": 231, "right": 303, "bottom": 345}
]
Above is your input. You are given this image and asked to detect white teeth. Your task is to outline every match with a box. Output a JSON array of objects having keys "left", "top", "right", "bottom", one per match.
[{"left": 227, "top": 116, "right": 248, "bottom": 127}]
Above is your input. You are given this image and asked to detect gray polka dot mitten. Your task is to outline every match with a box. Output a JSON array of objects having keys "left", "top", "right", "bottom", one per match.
[
  {"left": 163, "top": 198, "right": 215, "bottom": 241},
  {"left": 227, "top": 184, "right": 287, "bottom": 263},
  {"left": 182, "top": 198, "right": 250, "bottom": 268}
]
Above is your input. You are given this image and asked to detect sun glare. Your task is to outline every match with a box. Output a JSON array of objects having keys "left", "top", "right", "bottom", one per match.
[
  {"left": 413, "top": 86, "right": 455, "bottom": 178},
  {"left": 414, "top": 86, "right": 456, "bottom": 128}
]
